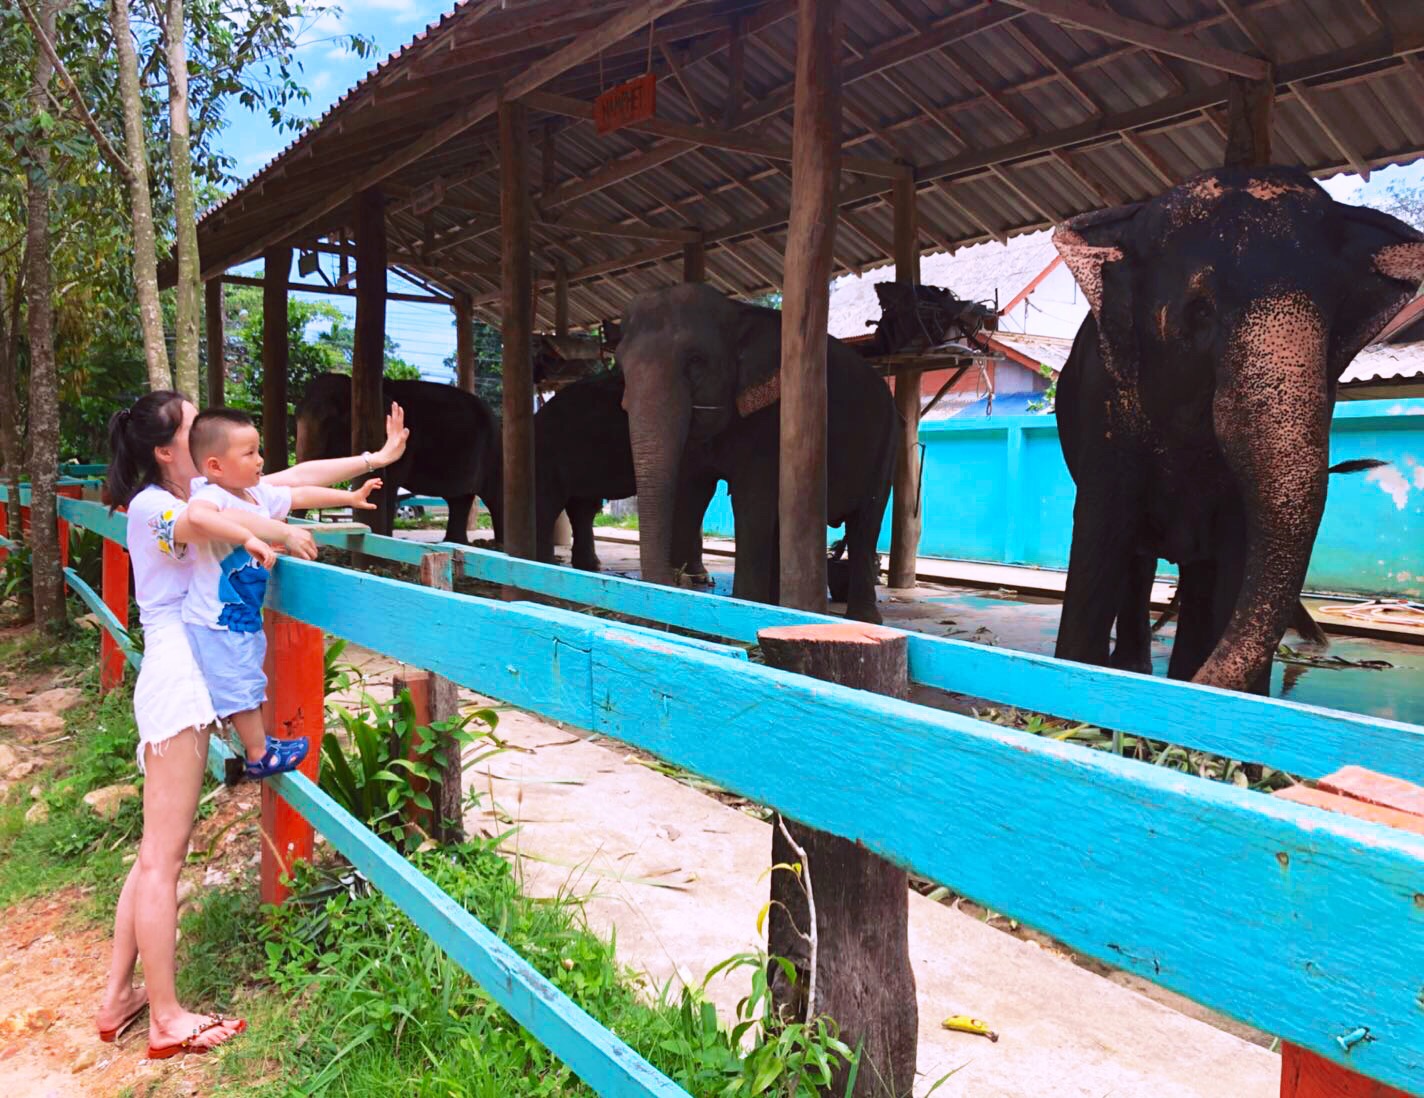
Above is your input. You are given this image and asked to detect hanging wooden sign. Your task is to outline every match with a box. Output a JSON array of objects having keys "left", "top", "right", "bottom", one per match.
[{"left": 593, "top": 73, "right": 656, "bottom": 134}]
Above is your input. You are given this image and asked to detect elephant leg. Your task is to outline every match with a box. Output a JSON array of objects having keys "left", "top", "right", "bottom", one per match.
[
  {"left": 1109, "top": 555, "right": 1155, "bottom": 674},
  {"left": 534, "top": 491, "right": 562, "bottom": 564},
  {"left": 728, "top": 477, "right": 777, "bottom": 606},
  {"left": 1168, "top": 562, "right": 1218, "bottom": 681},
  {"left": 1055, "top": 489, "right": 1137, "bottom": 667},
  {"left": 841, "top": 508, "right": 884, "bottom": 625},
  {"left": 567, "top": 497, "right": 603, "bottom": 572},
  {"left": 443, "top": 494, "right": 474, "bottom": 545},
  {"left": 672, "top": 473, "right": 718, "bottom": 583},
  {"left": 1209, "top": 522, "right": 1272, "bottom": 696}
]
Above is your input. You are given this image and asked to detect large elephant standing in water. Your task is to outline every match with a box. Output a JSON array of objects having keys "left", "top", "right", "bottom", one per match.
[
  {"left": 618, "top": 283, "right": 896, "bottom": 623},
  {"left": 1053, "top": 166, "right": 1424, "bottom": 693}
]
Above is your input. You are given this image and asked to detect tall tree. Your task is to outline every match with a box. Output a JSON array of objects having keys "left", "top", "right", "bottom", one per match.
[
  {"left": 24, "top": 0, "right": 64, "bottom": 631},
  {"left": 113, "top": 0, "right": 169, "bottom": 389},
  {"left": 164, "top": 0, "right": 200, "bottom": 397}
]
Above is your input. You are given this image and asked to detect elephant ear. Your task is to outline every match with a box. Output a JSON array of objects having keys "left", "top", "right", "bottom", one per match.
[
  {"left": 733, "top": 303, "right": 784, "bottom": 417},
  {"left": 1329, "top": 203, "right": 1424, "bottom": 378},
  {"left": 1052, "top": 203, "right": 1141, "bottom": 319}
]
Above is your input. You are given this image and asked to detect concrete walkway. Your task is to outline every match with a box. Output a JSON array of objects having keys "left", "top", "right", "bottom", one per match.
[{"left": 341, "top": 644, "right": 1279, "bottom": 1098}]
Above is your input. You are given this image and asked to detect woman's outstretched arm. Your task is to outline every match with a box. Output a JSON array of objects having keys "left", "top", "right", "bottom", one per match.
[{"left": 262, "top": 402, "right": 408, "bottom": 488}]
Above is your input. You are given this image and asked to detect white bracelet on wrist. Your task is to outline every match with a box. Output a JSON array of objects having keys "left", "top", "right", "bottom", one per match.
[{"left": 362, "top": 451, "right": 375, "bottom": 473}]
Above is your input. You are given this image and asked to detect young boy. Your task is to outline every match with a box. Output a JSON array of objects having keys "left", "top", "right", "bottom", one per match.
[{"left": 183, "top": 407, "right": 382, "bottom": 780}]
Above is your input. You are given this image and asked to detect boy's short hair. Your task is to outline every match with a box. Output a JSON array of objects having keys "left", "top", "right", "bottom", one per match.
[{"left": 190, "top": 408, "right": 256, "bottom": 465}]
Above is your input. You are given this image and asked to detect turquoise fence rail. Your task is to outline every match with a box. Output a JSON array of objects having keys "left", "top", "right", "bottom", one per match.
[
  {"left": 45, "top": 496, "right": 1424, "bottom": 1093},
  {"left": 700, "top": 398, "right": 1424, "bottom": 598}
]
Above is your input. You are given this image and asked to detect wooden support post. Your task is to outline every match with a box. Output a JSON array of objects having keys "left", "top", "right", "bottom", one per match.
[
  {"left": 682, "top": 234, "right": 706, "bottom": 283},
  {"left": 1224, "top": 73, "right": 1274, "bottom": 167},
  {"left": 554, "top": 259, "right": 569, "bottom": 337},
  {"left": 354, "top": 187, "right": 390, "bottom": 533},
  {"left": 100, "top": 536, "right": 129, "bottom": 694},
  {"left": 500, "top": 99, "right": 536, "bottom": 562},
  {"left": 261, "top": 247, "right": 292, "bottom": 472},
  {"left": 55, "top": 483, "right": 80, "bottom": 568},
  {"left": 259, "top": 610, "right": 325, "bottom": 906},
  {"left": 403, "top": 552, "right": 462, "bottom": 841},
  {"left": 888, "top": 173, "right": 922, "bottom": 590},
  {"left": 758, "top": 623, "right": 918, "bottom": 1098},
  {"left": 1274, "top": 770, "right": 1419, "bottom": 1098},
  {"left": 454, "top": 291, "right": 475, "bottom": 393},
  {"left": 205, "top": 278, "right": 224, "bottom": 407},
  {"left": 778, "top": 0, "right": 840, "bottom": 617}
]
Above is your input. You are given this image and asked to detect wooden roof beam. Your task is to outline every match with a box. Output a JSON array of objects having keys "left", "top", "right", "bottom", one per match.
[
  {"left": 996, "top": 0, "right": 1269, "bottom": 79},
  {"left": 523, "top": 90, "right": 909, "bottom": 179},
  {"left": 202, "top": 0, "right": 696, "bottom": 280},
  {"left": 1287, "top": 79, "right": 1371, "bottom": 179}
]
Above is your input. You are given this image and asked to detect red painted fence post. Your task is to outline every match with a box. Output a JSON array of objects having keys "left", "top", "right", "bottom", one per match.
[
  {"left": 259, "top": 609, "right": 325, "bottom": 906},
  {"left": 1274, "top": 770, "right": 1423, "bottom": 1098},
  {"left": 56, "top": 484, "right": 81, "bottom": 568},
  {"left": 99, "top": 536, "right": 129, "bottom": 694}
]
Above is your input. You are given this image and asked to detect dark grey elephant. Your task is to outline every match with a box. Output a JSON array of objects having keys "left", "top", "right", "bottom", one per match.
[
  {"left": 533, "top": 370, "right": 709, "bottom": 577},
  {"left": 1053, "top": 165, "right": 1424, "bottom": 693},
  {"left": 295, "top": 373, "right": 503, "bottom": 545},
  {"left": 618, "top": 283, "right": 896, "bottom": 623}
]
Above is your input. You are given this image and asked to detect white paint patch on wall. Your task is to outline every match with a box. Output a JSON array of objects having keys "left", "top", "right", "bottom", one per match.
[
  {"left": 1366, "top": 463, "right": 1412, "bottom": 509},
  {"left": 1386, "top": 402, "right": 1424, "bottom": 416}
]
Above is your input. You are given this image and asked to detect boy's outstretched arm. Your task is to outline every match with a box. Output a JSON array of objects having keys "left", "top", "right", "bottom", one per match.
[
  {"left": 263, "top": 402, "right": 409, "bottom": 488},
  {"left": 288, "top": 478, "right": 382, "bottom": 512}
]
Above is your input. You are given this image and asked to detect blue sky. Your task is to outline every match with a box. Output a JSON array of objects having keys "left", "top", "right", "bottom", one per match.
[{"left": 211, "top": 3, "right": 1424, "bottom": 380}]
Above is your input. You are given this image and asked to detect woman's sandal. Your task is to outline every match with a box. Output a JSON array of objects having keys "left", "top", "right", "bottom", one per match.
[
  {"left": 244, "top": 735, "right": 310, "bottom": 781},
  {"left": 97, "top": 993, "right": 148, "bottom": 1042},
  {"left": 146, "top": 1014, "right": 247, "bottom": 1060}
]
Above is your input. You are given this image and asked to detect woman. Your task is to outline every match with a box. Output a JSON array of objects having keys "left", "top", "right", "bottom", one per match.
[{"left": 94, "top": 390, "right": 407, "bottom": 1057}]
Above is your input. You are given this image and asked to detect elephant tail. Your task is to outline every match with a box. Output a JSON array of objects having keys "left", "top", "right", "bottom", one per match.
[{"left": 1327, "top": 457, "right": 1387, "bottom": 475}]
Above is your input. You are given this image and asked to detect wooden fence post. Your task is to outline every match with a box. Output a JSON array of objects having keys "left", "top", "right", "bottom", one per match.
[
  {"left": 757, "top": 622, "right": 917, "bottom": 1098},
  {"left": 100, "top": 536, "right": 129, "bottom": 693},
  {"left": 1274, "top": 769, "right": 1421, "bottom": 1098},
  {"left": 260, "top": 609, "right": 325, "bottom": 906},
  {"left": 56, "top": 483, "right": 80, "bottom": 568}
]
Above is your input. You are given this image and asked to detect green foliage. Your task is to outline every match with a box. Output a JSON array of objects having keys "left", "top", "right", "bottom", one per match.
[
  {"left": 65, "top": 524, "right": 103, "bottom": 591},
  {"left": 1, "top": 543, "right": 32, "bottom": 609},
  {"left": 322, "top": 637, "right": 361, "bottom": 698},
  {"left": 213, "top": 842, "right": 858, "bottom": 1097},
  {"left": 1372, "top": 181, "right": 1424, "bottom": 232},
  {"left": 319, "top": 689, "right": 502, "bottom": 853}
]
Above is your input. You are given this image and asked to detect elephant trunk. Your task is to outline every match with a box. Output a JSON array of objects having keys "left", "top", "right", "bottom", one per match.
[
  {"left": 628, "top": 400, "right": 690, "bottom": 588},
  {"left": 294, "top": 415, "right": 311, "bottom": 465},
  {"left": 1194, "top": 294, "right": 1330, "bottom": 692}
]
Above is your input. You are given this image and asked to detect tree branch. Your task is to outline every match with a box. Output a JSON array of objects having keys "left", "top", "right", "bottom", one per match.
[{"left": 15, "top": 0, "right": 134, "bottom": 183}]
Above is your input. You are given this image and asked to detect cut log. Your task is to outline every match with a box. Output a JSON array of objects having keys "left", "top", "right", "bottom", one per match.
[{"left": 757, "top": 621, "right": 917, "bottom": 1098}]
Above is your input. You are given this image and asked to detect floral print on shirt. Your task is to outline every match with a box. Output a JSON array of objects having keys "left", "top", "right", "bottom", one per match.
[{"left": 149, "top": 507, "right": 186, "bottom": 559}]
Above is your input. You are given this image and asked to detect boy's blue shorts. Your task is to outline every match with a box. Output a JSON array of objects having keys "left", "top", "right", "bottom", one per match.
[{"left": 185, "top": 624, "right": 267, "bottom": 719}]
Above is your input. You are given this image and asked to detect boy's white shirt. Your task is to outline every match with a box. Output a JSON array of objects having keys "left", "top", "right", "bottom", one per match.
[{"left": 180, "top": 477, "right": 292, "bottom": 632}]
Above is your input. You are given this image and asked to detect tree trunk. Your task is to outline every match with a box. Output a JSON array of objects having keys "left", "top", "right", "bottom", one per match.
[
  {"left": 112, "top": 0, "right": 170, "bottom": 391},
  {"left": 165, "top": 0, "right": 200, "bottom": 398},
  {"left": 205, "top": 277, "right": 224, "bottom": 406},
  {"left": 25, "top": 0, "right": 64, "bottom": 633},
  {"left": 0, "top": 269, "right": 28, "bottom": 619},
  {"left": 758, "top": 622, "right": 918, "bottom": 1097}
]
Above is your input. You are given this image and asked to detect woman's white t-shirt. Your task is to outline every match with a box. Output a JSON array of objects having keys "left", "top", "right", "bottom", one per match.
[{"left": 126, "top": 484, "right": 196, "bottom": 631}]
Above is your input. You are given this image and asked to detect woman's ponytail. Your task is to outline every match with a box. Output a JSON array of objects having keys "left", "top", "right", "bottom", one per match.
[{"left": 106, "top": 391, "right": 187, "bottom": 510}]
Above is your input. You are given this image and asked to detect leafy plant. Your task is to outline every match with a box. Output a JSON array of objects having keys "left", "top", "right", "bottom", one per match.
[
  {"left": 65, "top": 525, "right": 103, "bottom": 591},
  {"left": 1, "top": 543, "right": 32, "bottom": 608},
  {"left": 319, "top": 689, "right": 502, "bottom": 853},
  {"left": 322, "top": 637, "right": 362, "bottom": 700}
]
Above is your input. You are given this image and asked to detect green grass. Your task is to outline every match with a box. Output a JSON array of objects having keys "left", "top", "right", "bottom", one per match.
[
  {"left": 593, "top": 512, "right": 638, "bottom": 530},
  {"left": 199, "top": 846, "right": 856, "bottom": 1097},
  {"left": 0, "top": 628, "right": 146, "bottom": 916}
]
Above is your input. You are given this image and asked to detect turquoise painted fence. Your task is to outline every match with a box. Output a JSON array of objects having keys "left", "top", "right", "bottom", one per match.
[
  {"left": 701, "top": 399, "right": 1424, "bottom": 598},
  {"left": 39, "top": 496, "right": 1424, "bottom": 1094}
]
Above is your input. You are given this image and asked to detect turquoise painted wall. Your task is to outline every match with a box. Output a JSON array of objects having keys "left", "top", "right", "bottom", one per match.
[{"left": 701, "top": 399, "right": 1424, "bottom": 598}]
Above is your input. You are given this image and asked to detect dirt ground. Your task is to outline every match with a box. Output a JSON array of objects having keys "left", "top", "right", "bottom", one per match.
[{"left": 0, "top": 625, "right": 265, "bottom": 1098}]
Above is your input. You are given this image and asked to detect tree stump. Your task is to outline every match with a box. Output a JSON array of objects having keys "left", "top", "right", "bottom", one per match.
[{"left": 757, "top": 622, "right": 918, "bottom": 1098}]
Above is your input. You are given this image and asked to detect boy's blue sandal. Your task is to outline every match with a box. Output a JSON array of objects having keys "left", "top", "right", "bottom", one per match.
[{"left": 244, "top": 735, "right": 309, "bottom": 780}]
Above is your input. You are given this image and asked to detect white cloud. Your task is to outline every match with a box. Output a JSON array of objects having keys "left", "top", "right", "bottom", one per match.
[
  {"left": 363, "top": 0, "right": 416, "bottom": 11},
  {"left": 326, "top": 45, "right": 355, "bottom": 61}
]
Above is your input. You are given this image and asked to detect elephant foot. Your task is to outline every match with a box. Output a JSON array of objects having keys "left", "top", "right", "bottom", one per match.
[
  {"left": 572, "top": 555, "right": 602, "bottom": 572},
  {"left": 684, "top": 570, "right": 715, "bottom": 588}
]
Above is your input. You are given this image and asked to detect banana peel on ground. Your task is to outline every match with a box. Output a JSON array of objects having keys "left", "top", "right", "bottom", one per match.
[{"left": 942, "top": 1014, "right": 999, "bottom": 1042}]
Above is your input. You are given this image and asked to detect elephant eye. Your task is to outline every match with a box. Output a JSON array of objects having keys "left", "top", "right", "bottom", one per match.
[
  {"left": 1185, "top": 297, "right": 1214, "bottom": 328},
  {"left": 684, "top": 351, "right": 707, "bottom": 373}
]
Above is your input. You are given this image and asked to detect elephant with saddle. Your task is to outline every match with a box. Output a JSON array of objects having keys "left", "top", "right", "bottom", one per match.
[
  {"left": 534, "top": 370, "right": 708, "bottom": 579},
  {"left": 618, "top": 283, "right": 897, "bottom": 623},
  {"left": 295, "top": 373, "right": 503, "bottom": 545},
  {"left": 1053, "top": 165, "right": 1424, "bottom": 694}
]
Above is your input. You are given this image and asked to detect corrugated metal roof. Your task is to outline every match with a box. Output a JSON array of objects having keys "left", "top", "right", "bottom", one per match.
[{"left": 194, "top": 0, "right": 1424, "bottom": 330}]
